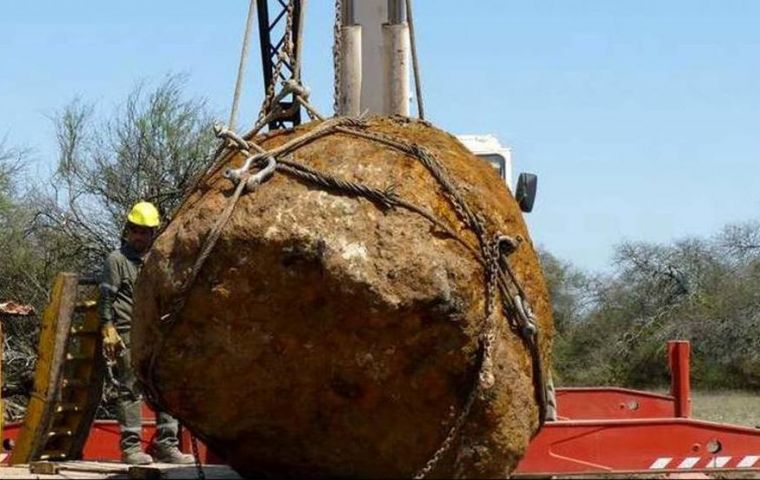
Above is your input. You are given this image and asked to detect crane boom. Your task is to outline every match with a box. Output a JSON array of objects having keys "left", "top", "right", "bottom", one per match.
[{"left": 256, "top": 0, "right": 306, "bottom": 130}]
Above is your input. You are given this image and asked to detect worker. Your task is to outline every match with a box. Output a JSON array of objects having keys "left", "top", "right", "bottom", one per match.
[{"left": 98, "top": 201, "right": 194, "bottom": 466}]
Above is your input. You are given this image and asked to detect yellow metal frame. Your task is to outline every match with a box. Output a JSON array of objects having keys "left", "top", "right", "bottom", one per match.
[
  {"left": 9, "top": 273, "right": 103, "bottom": 464},
  {"left": 10, "top": 273, "right": 79, "bottom": 464}
]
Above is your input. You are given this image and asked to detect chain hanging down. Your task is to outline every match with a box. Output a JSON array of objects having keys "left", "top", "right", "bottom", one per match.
[{"left": 332, "top": 0, "right": 344, "bottom": 115}]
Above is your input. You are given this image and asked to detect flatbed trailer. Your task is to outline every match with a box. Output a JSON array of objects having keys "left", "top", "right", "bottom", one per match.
[
  {"left": 514, "top": 341, "right": 760, "bottom": 477},
  {"left": 0, "top": 461, "right": 240, "bottom": 479}
]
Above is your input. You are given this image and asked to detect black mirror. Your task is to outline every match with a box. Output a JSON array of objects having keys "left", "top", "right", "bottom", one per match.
[{"left": 515, "top": 173, "right": 537, "bottom": 213}]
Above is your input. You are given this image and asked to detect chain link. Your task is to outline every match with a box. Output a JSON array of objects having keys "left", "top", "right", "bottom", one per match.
[
  {"left": 332, "top": 0, "right": 343, "bottom": 115},
  {"left": 334, "top": 124, "right": 547, "bottom": 477},
  {"left": 413, "top": 370, "right": 481, "bottom": 479}
]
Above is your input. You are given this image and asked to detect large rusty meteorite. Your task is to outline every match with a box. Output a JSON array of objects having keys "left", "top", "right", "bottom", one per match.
[{"left": 131, "top": 117, "right": 553, "bottom": 478}]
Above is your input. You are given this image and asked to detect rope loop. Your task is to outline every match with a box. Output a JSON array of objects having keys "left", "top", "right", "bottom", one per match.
[{"left": 214, "top": 124, "right": 250, "bottom": 152}]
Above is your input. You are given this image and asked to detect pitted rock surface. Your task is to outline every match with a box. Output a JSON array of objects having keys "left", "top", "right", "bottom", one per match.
[{"left": 132, "top": 117, "right": 553, "bottom": 478}]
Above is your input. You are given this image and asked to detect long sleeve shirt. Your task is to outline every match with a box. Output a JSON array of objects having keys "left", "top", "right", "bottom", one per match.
[{"left": 98, "top": 244, "right": 144, "bottom": 332}]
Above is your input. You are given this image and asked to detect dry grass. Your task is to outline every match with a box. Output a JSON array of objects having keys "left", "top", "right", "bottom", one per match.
[{"left": 691, "top": 390, "right": 760, "bottom": 428}]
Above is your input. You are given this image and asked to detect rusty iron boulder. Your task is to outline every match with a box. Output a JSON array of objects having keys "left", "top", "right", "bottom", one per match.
[{"left": 131, "top": 116, "right": 553, "bottom": 478}]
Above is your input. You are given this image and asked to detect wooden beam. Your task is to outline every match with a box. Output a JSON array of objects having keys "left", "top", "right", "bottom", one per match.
[
  {"left": 9, "top": 273, "right": 78, "bottom": 464},
  {"left": 29, "top": 461, "right": 60, "bottom": 475}
]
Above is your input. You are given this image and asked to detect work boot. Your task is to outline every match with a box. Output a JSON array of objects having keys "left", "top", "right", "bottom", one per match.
[
  {"left": 122, "top": 449, "right": 153, "bottom": 465},
  {"left": 152, "top": 445, "right": 195, "bottom": 464}
]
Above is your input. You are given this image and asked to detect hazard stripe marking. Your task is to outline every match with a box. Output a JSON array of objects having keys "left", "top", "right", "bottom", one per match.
[
  {"left": 650, "top": 457, "right": 672, "bottom": 469},
  {"left": 706, "top": 456, "right": 732, "bottom": 468},
  {"left": 650, "top": 455, "right": 760, "bottom": 470},
  {"left": 677, "top": 457, "right": 700, "bottom": 469}
]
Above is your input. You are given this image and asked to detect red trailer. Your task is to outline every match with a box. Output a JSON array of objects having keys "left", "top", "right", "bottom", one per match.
[
  {"left": 1, "top": 405, "right": 214, "bottom": 464},
  {"left": 4, "top": 339, "right": 760, "bottom": 478},
  {"left": 514, "top": 341, "right": 760, "bottom": 477}
]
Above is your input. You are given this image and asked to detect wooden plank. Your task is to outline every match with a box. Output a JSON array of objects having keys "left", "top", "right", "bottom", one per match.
[
  {"left": 9, "top": 273, "right": 79, "bottom": 464},
  {"left": 1, "top": 462, "right": 242, "bottom": 479},
  {"left": 129, "top": 465, "right": 165, "bottom": 479},
  {"left": 67, "top": 291, "right": 105, "bottom": 461},
  {"left": 29, "top": 460, "right": 60, "bottom": 475}
]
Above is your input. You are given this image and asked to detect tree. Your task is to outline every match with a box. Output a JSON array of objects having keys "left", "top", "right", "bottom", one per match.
[
  {"left": 545, "top": 228, "right": 760, "bottom": 390},
  {"left": 537, "top": 249, "right": 599, "bottom": 334},
  {"left": 0, "top": 140, "right": 54, "bottom": 420},
  {"left": 719, "top": 221, "right": 760, "bottom": 261},
  {"left": 537, "top": 248, "right": 611, "bottom": 384},
  {"left": 34, "top": 75, "right": 218, "bottom": 273},
  {"left": 0, "top": 76, "right": 219, "bottom": 420},
  {"left": 0, "top": 140, "right": 56, "bottom": 307}
]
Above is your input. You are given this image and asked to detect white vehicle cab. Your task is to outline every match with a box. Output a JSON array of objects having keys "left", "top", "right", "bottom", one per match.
[
  {"left": 457, "top": 134, "right": 537, "bottom": 213},
  {"left": 456, "top": 134, "right": 514, "bottom": 189}
]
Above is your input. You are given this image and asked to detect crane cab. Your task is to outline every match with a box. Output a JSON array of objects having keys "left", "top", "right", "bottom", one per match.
[{"left": 457, "top": 135, "right": 537, "bottom": 213}]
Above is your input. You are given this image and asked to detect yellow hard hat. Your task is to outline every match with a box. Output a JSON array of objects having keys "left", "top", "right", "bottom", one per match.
[{"left": 127, "top": 201, "right": 160, "bottom": 228}]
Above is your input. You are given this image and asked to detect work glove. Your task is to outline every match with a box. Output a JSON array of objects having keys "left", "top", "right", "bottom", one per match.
[{"left": 102, "top": 322, "right": 125, "bottom": 362}]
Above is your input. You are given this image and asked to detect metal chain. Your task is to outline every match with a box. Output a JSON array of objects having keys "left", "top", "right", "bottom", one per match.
[
  {"left": 334, "top": 124, "right": 547, "bottom": 477},
  {"left": 332, "top": 0, "right": 343, "bottom": 115},
  {"left": 333, "top": 126, "right": 484, "bottom": 237},
  {"left": 495, "top": 238, "right": 548, "bottom": 425},
  {"left": 477, "top": 238, "right": 502, "bottom": 390},
  {"left": 413, "top": 364, "right": 482, "bottom": 479},
  {"left": 252, "top": 49, "right": 283, "bottom": 134},
  {"left": 146, "top": 117, "right": 546, "bottom": 478},
  {"left": 191, "top": 434, "right": 205, "bottom": 480}
]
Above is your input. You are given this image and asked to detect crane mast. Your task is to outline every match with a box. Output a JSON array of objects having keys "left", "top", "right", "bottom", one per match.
[
  {"left": 338, "top": 0, "right": 411, "bottom": 117},
  {"left": 252, "top": 0, "right": 412, "bottom": 125},
  {"left": 255, "top": 0, "right": 306, "bottom": 130}
]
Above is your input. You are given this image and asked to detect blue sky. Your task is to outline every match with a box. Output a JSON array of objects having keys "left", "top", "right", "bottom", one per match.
[{"left": 3, "top": 1, "right": 760, "bottom": 272}]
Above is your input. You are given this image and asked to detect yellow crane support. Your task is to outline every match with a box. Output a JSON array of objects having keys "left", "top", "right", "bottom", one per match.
[{"left": 9, "top": 273, "right": 104, "bottom": 464}]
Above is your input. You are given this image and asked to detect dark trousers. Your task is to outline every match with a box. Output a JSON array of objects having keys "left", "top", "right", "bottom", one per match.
[{"left": 115, "top": 331, "right": 179, "bottom": 453}]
